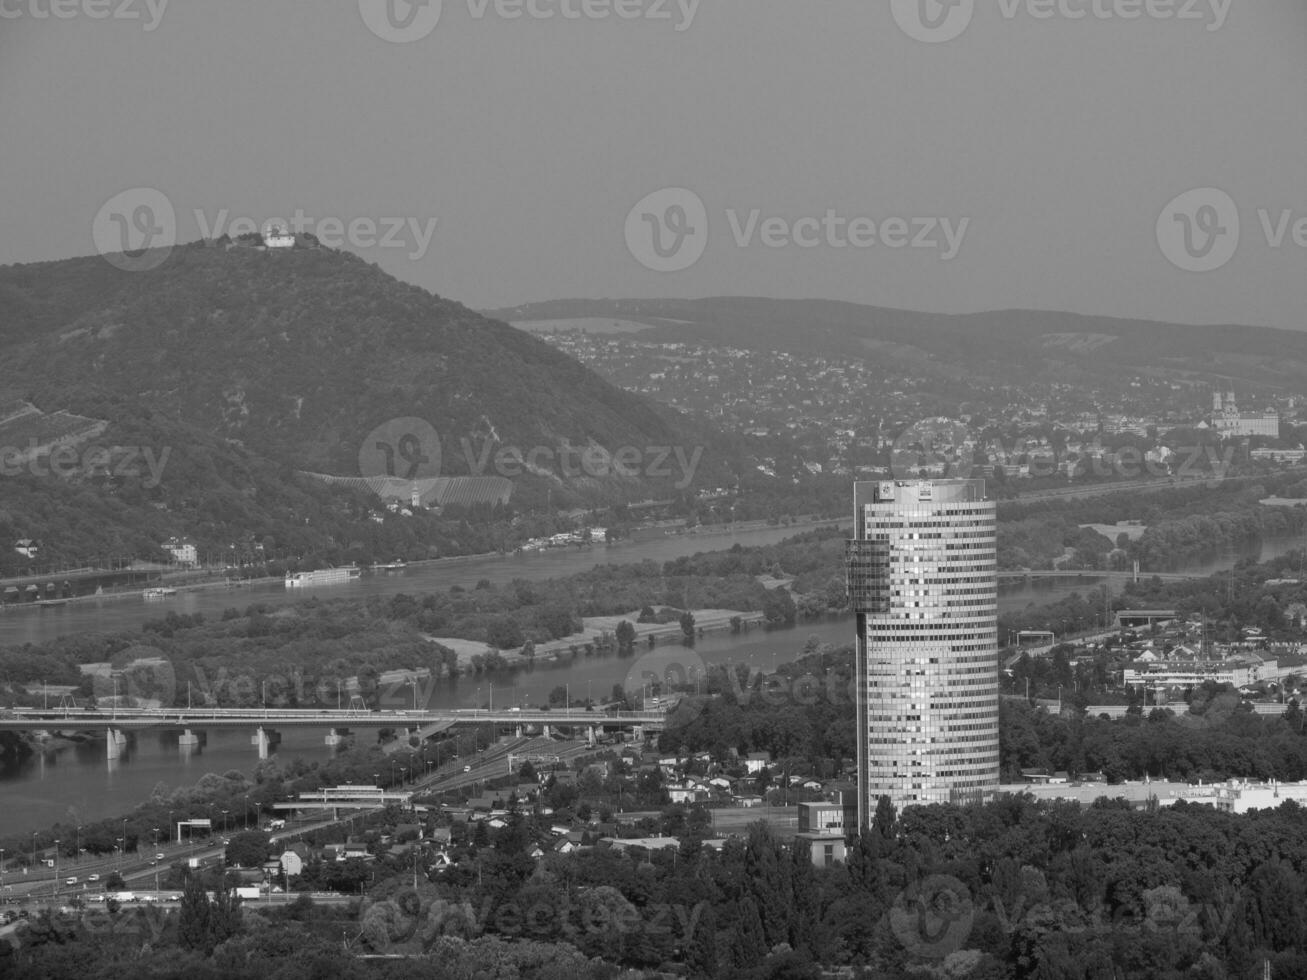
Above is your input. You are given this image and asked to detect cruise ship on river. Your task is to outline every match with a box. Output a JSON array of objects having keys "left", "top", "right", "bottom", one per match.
[{"left": 284, "top": 566, "right": 362, "bottom": 588}]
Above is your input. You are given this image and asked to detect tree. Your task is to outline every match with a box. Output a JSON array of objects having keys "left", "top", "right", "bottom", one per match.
[
  {"left": 616, "top": 620, "right": 636, "bottom": 651},
  {"left": 178, "top": 875, "right": 213, "bottom": 952},
  {"left": 680, "top": 610, "right": 696, "bottom": 640},
  {"left": 225, "top": 830, "right": 273, "bottom": 869},
  {"left": 762, "top": 586, "right": 796, "bottom": 626}
]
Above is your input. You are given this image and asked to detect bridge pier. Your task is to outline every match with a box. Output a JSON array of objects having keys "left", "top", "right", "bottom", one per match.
[
  {"left": 541, "top": 725, "right": 551, "bottom": 739},
  {"left": 633, "top": 725, "right": 644, "bottom": 742},
  {"left": 106, "top": 728, "right": 127, "bottom": 760},
  {"left": 587, "top": 725, "right": 597, "bottom": 747},
  {"left": 515, "top": 725, "right": 523, "bottom": 738},
  {"left": 178, "top": 728, "right": 199, "bottom": 753},
  {"left": 325, "top": 727, "right": 352, "bottom": 748},
  {"left": 251, "top": 727, "right": 281, "bottom": 759}
]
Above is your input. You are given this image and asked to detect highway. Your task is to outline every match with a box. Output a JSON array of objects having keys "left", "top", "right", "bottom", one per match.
[{"left": 0, "top": 731, "right": 605, "bottom": 911}]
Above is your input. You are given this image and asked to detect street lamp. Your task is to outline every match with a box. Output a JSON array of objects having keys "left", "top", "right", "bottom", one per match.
[
  {"left": 75, "top": 827, "right": 81, "bottom": 867},
  {"left": 221, "top": 810, "right": 229, "bottom": 836},
  {"left": 52, "top": 840, "right": 59, "bottom": 899},
  {"left": 116, "top": 838, "right": 124, "bottom": 870},
  {"left": 31, "top": 833, "right": 38, "bottom": 873}
]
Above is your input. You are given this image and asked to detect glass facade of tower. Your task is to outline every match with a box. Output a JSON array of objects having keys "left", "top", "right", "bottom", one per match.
[{"left": 847, "top": 479, "right": 999, "bottom": 828}]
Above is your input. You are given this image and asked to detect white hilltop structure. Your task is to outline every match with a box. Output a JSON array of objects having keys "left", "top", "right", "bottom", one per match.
[{"left": 262, "top": 221, "right": 295, "bottom": 248}]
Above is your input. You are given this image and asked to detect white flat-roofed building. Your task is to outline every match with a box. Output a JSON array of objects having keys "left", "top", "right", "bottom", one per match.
[{"left": 1123, "top": 657, "right": 1276, "bottom": 691}]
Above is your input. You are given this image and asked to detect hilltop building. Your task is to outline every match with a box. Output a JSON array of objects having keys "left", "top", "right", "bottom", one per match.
[
  {"left": 846, "top": 479, "right": 1000, "bottom": 824},
  {"left": 262, "top": 222, "right": 295, "bottom": 248}
]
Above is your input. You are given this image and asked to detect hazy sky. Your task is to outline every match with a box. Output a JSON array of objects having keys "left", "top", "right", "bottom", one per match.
[{"left": 2, "top": 0, "right": 1306, "bottom": 329}]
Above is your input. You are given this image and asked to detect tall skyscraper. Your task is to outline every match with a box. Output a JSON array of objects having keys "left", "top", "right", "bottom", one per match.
[{"left": 846, "top": 479, "right": 999, "bottom": 825}]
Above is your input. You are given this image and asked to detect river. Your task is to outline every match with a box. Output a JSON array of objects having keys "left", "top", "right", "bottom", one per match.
[{"left": 3, "top": 525, "right": 1305, "bottom": 836}]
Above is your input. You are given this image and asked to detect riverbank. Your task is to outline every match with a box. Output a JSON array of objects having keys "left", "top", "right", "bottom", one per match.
[
  {"left": 426, "top": 607, "right": 770, "bottom": 671},
  {"left": 0, "top": 516, "right": 846, "bottom": 619}
]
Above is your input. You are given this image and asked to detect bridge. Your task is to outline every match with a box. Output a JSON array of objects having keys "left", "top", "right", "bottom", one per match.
[
  {"left": 0, "top": 706, "right": 666, "bottom": 758},
  {"left": 996, "top": 569, "right": 1204, "bottom": 583}
]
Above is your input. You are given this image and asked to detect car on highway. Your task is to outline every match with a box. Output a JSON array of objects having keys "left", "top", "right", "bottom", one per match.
[
  {"left": 64, "top": 877, "right": 77, "bottom": 886},
  {"left": 463, "top": 765, "right": 471, "bottom": 772},
  {"left": 155, "top": 853, "right": 165, "bottom": 861},
  {"left": 87, "top": 874, "right": 100, "bottom": 882}
]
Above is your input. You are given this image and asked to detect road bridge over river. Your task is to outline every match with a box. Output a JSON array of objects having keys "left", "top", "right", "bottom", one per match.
[{"left": 0, "top": 707, "right": 665, "bottom": 758}]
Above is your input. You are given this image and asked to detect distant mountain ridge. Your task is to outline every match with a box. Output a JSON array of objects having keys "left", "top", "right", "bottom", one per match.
[{"left": 487, "top": 298, "right": 1307, "bottom": 391}]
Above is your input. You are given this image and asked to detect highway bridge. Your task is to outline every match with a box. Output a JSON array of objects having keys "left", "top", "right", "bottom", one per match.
[
  {"left": 996, "top": 569, "right": 1204, "bottom": 583},
  {"left": 0, "top": 706, "right": 666, "bottom": 758}
]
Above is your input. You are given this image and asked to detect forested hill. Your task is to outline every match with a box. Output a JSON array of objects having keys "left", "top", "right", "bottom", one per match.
[
  {"left": 0, "top": 244, "right": 742, "bottom": 485},
  {"left": 490, "top": 296, "right": 1307, "bottom": 391}
]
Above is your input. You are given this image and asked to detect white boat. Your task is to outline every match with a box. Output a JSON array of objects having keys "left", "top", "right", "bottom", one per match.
[
  {"left": 143, "top": 588, "right": 177, "bottom": 600},
  {"left": 285, "top": 567, "right": 362, "bottom": 588}
]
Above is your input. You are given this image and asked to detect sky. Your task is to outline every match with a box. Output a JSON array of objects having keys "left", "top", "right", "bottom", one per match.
[{"left": 2, "top": 0, "right": 1306, "bottom": 330}]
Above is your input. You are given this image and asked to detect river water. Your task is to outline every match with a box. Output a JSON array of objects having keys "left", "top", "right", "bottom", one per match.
[{"left": 4, "top": 525, "right": 1304, "bottom": 835}]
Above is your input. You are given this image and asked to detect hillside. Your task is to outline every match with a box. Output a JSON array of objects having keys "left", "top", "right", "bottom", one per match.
[
  {"left": 0, "top": 245, "right": 765, "bottom": 573},
  {"left": 487, "top": 297, "right": 1307, "bottom": 392},
  {"left": 0, "top": 246, "right": 741, "bottom": 484}
]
